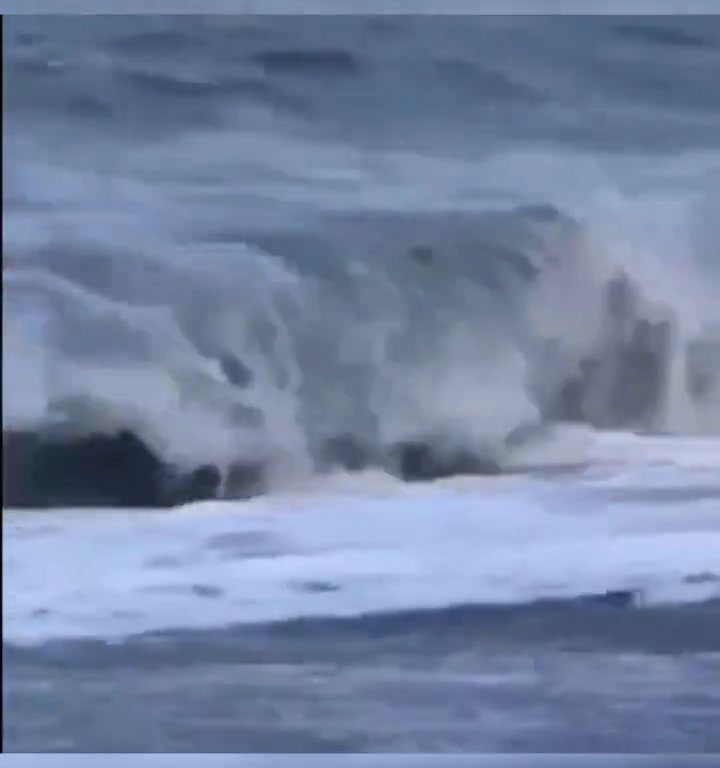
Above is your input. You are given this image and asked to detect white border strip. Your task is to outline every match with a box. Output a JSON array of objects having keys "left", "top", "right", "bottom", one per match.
[
  {"left": 0, "top": 757, "right": 716, "bottom": 767},
  {"left": 1, "top": 0, "right": 720, "bottom": 15}
]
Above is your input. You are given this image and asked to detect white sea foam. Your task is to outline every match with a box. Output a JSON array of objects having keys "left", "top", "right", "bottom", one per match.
[{"left": 4, "top": 431, "right": 719, "bottom": 646}]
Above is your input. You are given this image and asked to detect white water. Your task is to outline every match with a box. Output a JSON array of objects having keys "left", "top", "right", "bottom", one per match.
[{"left": 4, "top": 429, "right": 720, "bottom": 646}]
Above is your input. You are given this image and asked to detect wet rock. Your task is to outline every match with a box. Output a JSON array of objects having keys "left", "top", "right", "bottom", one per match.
[
  {"left": 386, "top": 438, "right": 502, "bottom": 482},
  {"left": 318, "top": 433, "right": 375, "bottom": 472},
  {"left": 3, "top": 429, "right": 224, "bottom": 509},
  {"left": 224, "top": 460, "right": 266, "bottom": 500},
  {"left": 3, "top": 429, "right": 166, "bottom": 508},
  {"left": 169, "top": 464, "right": 222, "bottom": 506}
]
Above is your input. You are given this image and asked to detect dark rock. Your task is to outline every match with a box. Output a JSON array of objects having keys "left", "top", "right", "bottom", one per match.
[
  {"left": 169, "top": 464, "right": 222, "bottom": 506},
  {"left": 3, "top": 429, "right": 224, "bottom": 509},
  {"left": 318, "top": 433, "right": 374, "bottom": 472},
  {"left": 224, "top": 460, "right": 266, "bottom": 500},
  {"left": 4, "top": 429, "right": 166, "bottom": 508},
  {"left": 387, "top": 439, "right": 502, "bottom": 482}
]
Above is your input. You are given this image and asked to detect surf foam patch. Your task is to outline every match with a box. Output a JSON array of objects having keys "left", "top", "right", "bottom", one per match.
[{"left": 4, "top": 436, "right": 720, "bottom": 645}]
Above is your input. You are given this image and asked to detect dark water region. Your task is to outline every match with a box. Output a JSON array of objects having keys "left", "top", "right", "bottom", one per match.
[
  {"left": 4, "top": 601, "right": 720, "bottom": 752},
  {"left": 5, "top": 15, "right": 720, "bottom": 152}
]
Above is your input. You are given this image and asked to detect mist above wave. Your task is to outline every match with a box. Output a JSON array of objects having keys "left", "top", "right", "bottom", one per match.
[{"left": 4, "top": 200, "right": 720, "bottom": 509}]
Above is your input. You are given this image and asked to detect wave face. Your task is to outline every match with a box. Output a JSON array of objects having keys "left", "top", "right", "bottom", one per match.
[{"left": 4, "top": 15, "right": 720, "bottom": 500}]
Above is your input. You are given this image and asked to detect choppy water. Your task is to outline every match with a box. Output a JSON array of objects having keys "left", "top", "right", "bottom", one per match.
[{"left": 3, "top": 13, "right": 720, "bottom": 753}]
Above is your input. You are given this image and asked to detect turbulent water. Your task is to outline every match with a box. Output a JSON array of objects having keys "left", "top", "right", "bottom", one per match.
[{"left": 3, "top": 13, "right": 720, "bottom": 753}]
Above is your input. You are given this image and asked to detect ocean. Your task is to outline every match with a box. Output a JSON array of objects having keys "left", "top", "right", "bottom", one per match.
[{"left": 2, "top": 13, "right": 720, "bottom": 752}]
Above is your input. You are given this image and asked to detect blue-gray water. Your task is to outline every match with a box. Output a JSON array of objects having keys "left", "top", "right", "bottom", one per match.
[
  {"left": 3, "top": 14, "right": 720, "bottom": 753},
  {"left": 5, "top": 604, "right": 720, "bottom": 751}
]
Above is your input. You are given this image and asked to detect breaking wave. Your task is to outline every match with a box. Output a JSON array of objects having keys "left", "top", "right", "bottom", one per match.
[
  {"left": 5, "top": 203, "right": 720, "bottom": 501},
  {"left": 3, "top": 15, "right": 720, "bottom": 506}
]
